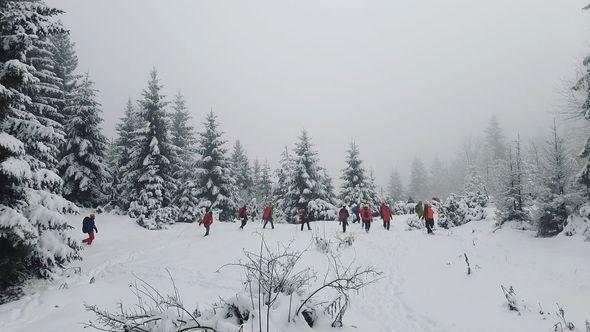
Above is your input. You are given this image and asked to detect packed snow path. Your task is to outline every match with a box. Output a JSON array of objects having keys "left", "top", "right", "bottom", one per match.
[{"left": 1, "top": 212, "right": 589, "bottom": 332}]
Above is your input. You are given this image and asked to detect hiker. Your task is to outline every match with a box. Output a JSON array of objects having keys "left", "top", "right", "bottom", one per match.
[
  {"left": 299, "top": 208, "right": 311, "bottom": 231},
  {"left": 238, "top": 205, "right": 248, "bottom": 229},
  {"left": 423, "top": 201, "right": 435, "bottom": 234},
  {"left": 262, "top": 203, "right": 274, "bottom": 229},
  {"left": 199, "top": 207, "right": 213, "bottom": 236},
  {"left": 380, "top": 203, "right": 392, "bottom": 230},
  {"left": 82, "top": 213, "right": 98, "bottom": 245},
  {"left": 338, "top": 205, "right": 350, "bottom": 233},
  {"left": 351, "top": 204, "right": 360, "bottom": 223},
  {"left": 360, "top": 204, "right": 373, "bottom": 233},
  {"left": 415, "top": 200, "right": 424, "bottom": 219}
]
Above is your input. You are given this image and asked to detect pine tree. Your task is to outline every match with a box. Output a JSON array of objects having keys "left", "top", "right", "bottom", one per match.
[
  {"left": 230, "top": 140, "right": 253, "bottom": 203},
  {"left": 50, "top": 32, "right": 79, "bottom": 96},
  {"left": 339, "top": 142, "right": 376, "bottom": 208},
  {"left": 127, "top": 69, "right": 178, "bottom": 229},
  {"left": 194, "top": 111, "right": 237, "bottom": 221},
  {"left": 58, "top": 73, "right": 109, "bottom": 207},
  {"left": 535, "top": 121, "right": 581, "bottom": 236},
  {"left": 113, "top": 99, "right": 140, "bottom": 210},
  {"left": 273, "top": 146, "right": 293, "bottom": 221},
  {"left": 496, "top": 135, "right": 529, "bottom": 224},
  {"left": 572, "top": 51, "right": 590, "bottom": 199},
  {"left": 258, "top": 160, "right": 273, "bottom": 203},
  {"left": 285, "top": 130, "right": 329, "bottom": 221},
  {"left": 483, "top": 115, "right": 507, "bottom": 197},
  {"left": 387, "top": 169, "right": 404, "bottom": 202},
  {"left": 0, "top": 0, "right": 80, "bottom": 294},
  {"left": 408, "top": 157, "right": 429, "bottom": 200},
  {"left": 169, "top": 91, "right": 195, "bottom": 150}
]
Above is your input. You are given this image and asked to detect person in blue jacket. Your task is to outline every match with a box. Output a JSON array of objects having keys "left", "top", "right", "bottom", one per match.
[{"left": 82, "top": 213, "right": 98, "bottom": 245}]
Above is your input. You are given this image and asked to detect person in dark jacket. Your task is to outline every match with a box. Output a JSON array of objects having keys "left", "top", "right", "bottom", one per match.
[
  {"left": 199, "top": 207, "right": 213, "bottom": 236},
  {"left": 351, "top": 204, "right": 360, "bottom": 223},
  {"left": 360, "top": 204, "right": 373, "bottom": 233},
  {"left": 238, "top": 205, "right": 248, "bottom": 229},
  {"left": 380, "top": 203, "right": 393, "bottom": 230},
  {"left": 82, "top": 213, "right": 98, "bottom": 245},
  {"left": 338, "top": 205, "right": 350, "bottom": 233},
  {"left": 299, "top": 208, "right": 311, "bottom": 231},
  {"left": 262, "top": 203, "right": 274, "bottom": 229}
]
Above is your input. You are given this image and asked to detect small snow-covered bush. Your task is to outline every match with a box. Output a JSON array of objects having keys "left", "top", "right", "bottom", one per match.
[
  {"left": 393, "top": 201, "right": 415, "bottom": 215},
  {"left": 560, "top": 204, "right": 590, "bottom": 241},
  {"left": 437, "top": 192, "right": 487, "bottom": 229},
  {"left": 308, "top": 199, "right": 337, "bottom": 221},
  {"left": 406, "top": 214, "right": 424, "bottom": 230}
]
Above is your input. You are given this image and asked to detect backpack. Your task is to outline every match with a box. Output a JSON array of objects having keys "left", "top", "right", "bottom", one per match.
[
  {"left": 82, "top": 218, "right": 90, "bottom": 233},
  {"left": 338, "top": 209, "right": 348, "bottom": 221}
]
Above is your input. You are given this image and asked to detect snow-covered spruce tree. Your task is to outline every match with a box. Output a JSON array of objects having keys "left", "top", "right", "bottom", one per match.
[
  {"left": 483, "top": 115, "right": 507, "bottom": 198},
  {"left": 367, "top": 169, "right": 382, "bottom": 207},
  {"left": 463, "top": 164, "right": 489, "bottom": 207},
  {"left": 0, "top": 0, "right": 80, "bottom": 295},
  {"left": 496, "top": 135, "right": 530, "bottom": 225},
  {"left": 50, "top": 32, "right": 79, "bottom": 97},
  {"left": 194, "top": 111, "right": 237, "bottom": 221},
  {"left": 175, "top": 152, "right": 201, "bottom": 223},
  {"left": 127, "top": 70, "right": 178, "bottom": 229},
  {"left": 285, "top": 130, "right": 332, "bottom": 222},
  {"left": 230, "top": 140, "right": 253, "bottom": 204},
  {"left": 339, "top": 142, "right": 375, "bottom": 208},
  {"left": 572, "top": 50, "right": 590, "bottom": 199},
  {"left": 535, "top": 121, "right": 581, "bottom": 237},
  {"left": 258, "top": 160, "right": 273, "bottom": 203},
  {"left": 112, "top": 99, "right": 140, "bottom": 210},
  {"left": 169, "top": 91, "right": 195, "bottom": 151},
  {"left": 58, "top": 73, "right": 109, "bottom": 207},
  {"left": 408, "top": 156, "right": 429, "bottom": 201},
  {"left": 387, "top": 169, "right": 404, "bottom": 203},
  {"left": 273, "top": 146, "right": 293, "bottom": 221}
]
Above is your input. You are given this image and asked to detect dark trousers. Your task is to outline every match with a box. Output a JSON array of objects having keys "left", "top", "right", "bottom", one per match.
[
  {"left": 341, "top": 220, "right": 348, "bottom": 233},
  {"left": 353, "top": 214, "right": 360, "bottom": 223},
  {"left": 240, "top": 217, "right": 247, "bottom": 229},
  {"left": 263, "top": 219, "right": 274, "bottom": 229},
  {"left": 300, "top": 220, "right": 311, "bottom": 231},
  {"left": 383, "top": 220, "right": 390, "bottom": 230},
  {"left": 204, "top": 226, "right": 210, "bottom": 236},
  {"left": 425, "top": 220, "right": 434, "bottom": 234},
  {"left": 363, "top": 221, "right": 371, "bottom": 232}
]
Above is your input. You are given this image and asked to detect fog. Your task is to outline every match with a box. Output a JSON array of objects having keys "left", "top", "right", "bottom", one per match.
[{"left": 47, "top": 0, "right": 589, "bottom": 188}]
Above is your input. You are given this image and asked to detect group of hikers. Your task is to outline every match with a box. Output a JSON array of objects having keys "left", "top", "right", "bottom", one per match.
[{"left": 80, "top": 200, "right": 437, "bottom": 243}]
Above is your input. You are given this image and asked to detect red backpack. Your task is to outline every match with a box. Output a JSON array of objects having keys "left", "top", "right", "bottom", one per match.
[
  {"left": 263, "top": 206, "right": 272, "bottom": 220},
  {"left": 338, "top": 209, "right": 348, "bottom": 221}
]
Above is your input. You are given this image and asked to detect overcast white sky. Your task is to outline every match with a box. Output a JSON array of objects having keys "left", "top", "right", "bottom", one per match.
[{"left": 48, "top": 0, "right": 590, "bottom": 188}]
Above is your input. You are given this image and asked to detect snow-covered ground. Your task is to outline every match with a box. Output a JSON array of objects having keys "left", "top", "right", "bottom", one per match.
[{"left": 0, "top": 210, "right": 589, "bottom": 332}]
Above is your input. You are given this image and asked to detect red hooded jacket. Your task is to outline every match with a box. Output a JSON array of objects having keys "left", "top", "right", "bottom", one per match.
[{"left": 201, "top": 212, "right": 213, "bottom": 227}]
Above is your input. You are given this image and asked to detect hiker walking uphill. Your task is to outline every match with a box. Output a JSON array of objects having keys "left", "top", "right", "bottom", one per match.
[
  {"left": 82, "top": 213, "right": 98, "bottom": 245},
  {"left": 423, "top": 201, "right": 435, "bottom": 234},
  {"left": 380, "top": 203, "right": 393, "bottom": 230},
  {"left": 360, "top": 205, "right": 373, "bottom": 233},
  {"left": 238, "top": 205, "right": 248, "bottom": 229},
  {"left": 351, "top": 204, "right": 360, "bottom": 223},
  {"left": 262, "top": 203, "right": 274, "bottom": 229},
  {"left": 338, "top": 205, "right": 350, "bottom": 233},
  {"left": 199, "top": 208, "right": 213, "bottom": 236},
  {"left": 299, "top": 208, "right": 311, "bottom": 231}
]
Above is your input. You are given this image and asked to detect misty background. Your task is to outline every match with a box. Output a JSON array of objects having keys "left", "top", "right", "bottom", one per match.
[{"left": 47, "top": 0, "right": 590, "bottom": 188}]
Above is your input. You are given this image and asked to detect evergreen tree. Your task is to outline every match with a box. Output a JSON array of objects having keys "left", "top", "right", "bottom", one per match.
[
  {"left": 408, "top": 157, "right": 429, "bottom": 200},
  {"left": 572, "top": 51, "right": 590, "bottom": 199},
  {"left": 175, "top": 152, "right": 200, "bottom": 223},
  {"left": 58, "top": 73, "right": 109, "bottom": 207},
  {"left": 0, "top": 0, "right": 80, "bottom": 294},
  {"left": 273, "top": 146, "right": 293, "bottom": 221},
  {"left": 50, "top": 32, "right": 79, "bottom": 96},
  {"left": 113, "top": 99, "right": 140, "bottom": 210},
  {"left": 285, "top": 130, "right": 330, "bottom": 221},
  {"left": 496, "top": 135, "right": 529, "bottom": 224},
  {"left": 483, "top": 115, "right": 507, "bottom": 197},
  {"left": 169, "top": 91, "right": 195, "bottom": 150},
  {"left": 320, "top": 168, "right": 337, "bottom": 205},
  {"left": 535, "top": 121, "right": 580, "bottom": 236},
  {"left": 127, "top": 69, "right": 178, "bottom": 229},
  {"left": 339, "top": 142, "right": 376, "bottom": 208},
  {"left": 258, "top": 160, "right": 273, "bottom": 203},
  {"left": 230, "top": 140, "right": 253, "bottom": 203},
  {"left": 387, "top": 169, "right": 405, "bottom": 202},
  {"left": 194, "top": 111, "right": 237, "bottom": 221}
]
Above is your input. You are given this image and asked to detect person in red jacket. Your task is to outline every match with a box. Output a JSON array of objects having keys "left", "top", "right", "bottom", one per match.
[
  {"left": 338, "top": 205, "right": 350, "bottom": 233},
  {"left": 299, "top": 208, "right": 311, "bottom": 231},
  {"left": 423, "top": 201, "right": 435, "bottom": 234},
  {"left": 360, "top": 204, "right": 373, "bottom": 233},
  {"left": 380, "top": 204, "right": 393, "bottom": 230},
  {"left": 238, "top": 205, "right": 248, "bottom": 229},
  {"left": 262, "top": 203, "right": 274, "bottom": 229},
  {"left": 199, "top": 207, "right": 213, "bottom": 236}
]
